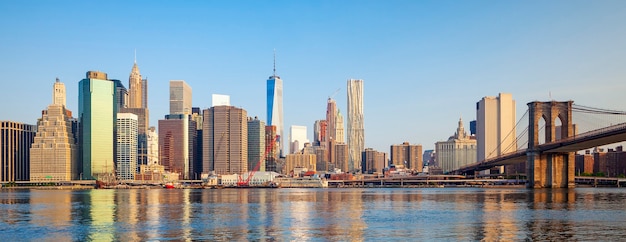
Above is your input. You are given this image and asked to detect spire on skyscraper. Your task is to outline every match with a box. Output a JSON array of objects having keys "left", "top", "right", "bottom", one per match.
[{"left": 273, "top": 48, "right": 276, "bottom": 77}]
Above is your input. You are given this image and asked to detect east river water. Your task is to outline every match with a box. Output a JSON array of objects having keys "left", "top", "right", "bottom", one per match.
[{"left": 1, "top": 188, "right": 626, "bottom": 241}]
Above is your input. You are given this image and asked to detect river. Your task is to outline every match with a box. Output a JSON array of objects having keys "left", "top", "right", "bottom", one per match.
[{"left": 1, "top": 188, "right": 625, "bottom": 241}]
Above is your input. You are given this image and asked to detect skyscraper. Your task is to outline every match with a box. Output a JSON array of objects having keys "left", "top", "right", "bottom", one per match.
[
  {"left": 362, "top": 148, "right": 387, "bottom": 174},
  {"left": 265, "top": 125, "right": 279, "bottom": 172},
  {"left": 203, "top": 106, "right": 248, "bottom": 175},
  {"left": 476, "top": 93, "right": 516, "bottom": 174},
  {"left": 122, "top": 60, "right": 150, "bottom": 171},
  {"left": 1, "top": 121, "right": 36, "bottom": 182},
  {"left": 289, "top": 125, "right": 309, "bottom": 154},
  {"left": 313, "top": 120, "right": 327, "bottom": 146},
  {"left": 267, "top": 54, "right": 284, "bottom": 157},
  {"left": 128, "top": 59, "right": 143, "bottom": 109},
  {"left": 30, "top": 78, "right": 78, "bottom": 181},
  {"left": 248, "top": 117, "right": 266, "bottom": 172},
  {"left": 326, "top": 98, "right": 337, "bottom": 142},
  {"left": 347, "top": 79, "right": 364, "bottom": 172},
  {"left": 116, "top": 113, "right": 138, "bottom": 180},
  {"left": 79, "top": 71, "right": 116, "bottom": 180},
  {"left": 170, "top": 80, "right": 192, "bottom": 115},
  {"left": 158, "top": 114, "right": 196, "bottom": 180},
  {"left": 335, "top": 109, "right": 345, "bottom": 143}
]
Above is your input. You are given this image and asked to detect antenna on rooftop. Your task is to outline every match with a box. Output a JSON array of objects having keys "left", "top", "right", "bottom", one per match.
[
  {"left": 134, "top": 48, "right": 137, "bottom": 64},
  {"left": 273, "top": 48, "right": 276, "bottom": 77}
]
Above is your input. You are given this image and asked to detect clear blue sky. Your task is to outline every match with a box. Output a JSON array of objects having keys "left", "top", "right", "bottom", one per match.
[{"left": 1, "top": 1, "right": 626, "bottom": 152}]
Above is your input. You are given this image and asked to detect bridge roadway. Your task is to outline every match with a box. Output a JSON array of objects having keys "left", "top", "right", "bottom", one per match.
[{"left": 452, "top": 122, "right": 626, "bottom": 174}]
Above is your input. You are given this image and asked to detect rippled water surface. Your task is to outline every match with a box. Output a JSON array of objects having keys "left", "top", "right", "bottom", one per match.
[{"left": 1, "top": 188, "right": 626, "bottom": 241}]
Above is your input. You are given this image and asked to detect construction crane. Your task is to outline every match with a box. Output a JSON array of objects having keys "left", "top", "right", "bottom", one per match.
[
  {"left": 329, "top": 88, "right": 340, "bottom": 100},
  {"left": 237, "top": 135, "right": 277, "bottom": 187}
]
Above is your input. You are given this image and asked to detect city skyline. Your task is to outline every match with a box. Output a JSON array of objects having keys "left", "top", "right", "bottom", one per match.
[{"left": 2, "top": 1, "right": 626, "bottom": 152}]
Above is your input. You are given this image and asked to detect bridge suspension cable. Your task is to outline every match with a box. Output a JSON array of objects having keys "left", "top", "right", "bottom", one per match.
[{"left": 486, "top": 109, "right": 530, "bottom": 158}]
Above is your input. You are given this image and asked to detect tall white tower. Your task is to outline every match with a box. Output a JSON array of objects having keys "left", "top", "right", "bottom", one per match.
[
  {"left": 53, "top": 78, "right": 66, "bottom": 106},
  {"left": 476, "top": 93, "right": 516, "bottom": 174},
  {"left": 347, "top": 79, "right": 364, "bottom": 172}
]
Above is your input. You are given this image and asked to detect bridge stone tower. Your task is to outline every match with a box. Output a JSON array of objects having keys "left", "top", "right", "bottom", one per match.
[{"left": 527, "top": 101, "right": 575, "bottom": 188}]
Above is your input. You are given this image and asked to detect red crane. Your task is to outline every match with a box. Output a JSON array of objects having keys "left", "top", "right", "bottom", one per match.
[{"left": 237, "top": 135, "right": 277, "bottom": 187}]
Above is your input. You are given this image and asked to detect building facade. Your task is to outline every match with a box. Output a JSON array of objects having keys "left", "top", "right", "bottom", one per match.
[
  {"left": 347, "top": 79, "right": 364, "bottom": 172},
  {"left": 313, "top": 120, "right": 327, "bottom": 146},
  {"left": 79, "top": 71, "right": 116, "bottom": 180},
  {"left": 248, "top": 117, "right": 266, "bottom": 172},
  {"left": 265, "top": 125, "right": 279, "bottom": 172},
  {"left": 30, "top": 78, "right": 78, "bottom": 181},
  {"left": 362, "top": 148, "right": 387, "bottom": 174},
  {"left": 158, "top": 114, "right": 196, "bottom": 180},
  {"left": 476, "top": 93, "right": 516, "bottom": 174},
  {"left": 170, "top": 80, "right": 192, "bottom": 115},
  {"left": 267, "top": 73, "right": 284, "bottom": 157},
  {"left": 285, "top": 154, "right": 317, "bottom": 175},
  {"left": 116, "top": 113, "right": 138, "bottom": 180},
  {"left": 390, "top": 142, "right": 423, "bottom": 172},
  {"left": 1, "top": 121, "right": 36, "bottom": 182},
  {"left": 128, "top": 60, "right": 143, "bottom": 109},
  {"left": 147, "top": 126, "right": 159, "bottom": 165},
  {"left": 203, "top": 106, "right": 248, "bottom": 175},
  {"left": 435, "top": 118, "right": 477, "bottom": 173}
]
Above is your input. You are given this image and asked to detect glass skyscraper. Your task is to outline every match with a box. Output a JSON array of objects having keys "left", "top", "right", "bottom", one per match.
[
  {"left": 267, "top": 74, "right": 283, "bottom": 157},
  {"left": 79, "top": 71, "right": 116, "bottom": 180}
]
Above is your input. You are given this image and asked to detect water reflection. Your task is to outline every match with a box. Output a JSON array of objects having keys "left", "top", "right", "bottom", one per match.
[{"left": 2, "top": 188, "right": 626, "bottom": 240}]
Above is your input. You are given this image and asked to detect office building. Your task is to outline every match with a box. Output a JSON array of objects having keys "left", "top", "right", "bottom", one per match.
[
  {"left": 332, "top": 142, "right": 349, "bottom": 172},
  {"left": 362, "top": 148, "right": 387, "bottom": 174},
  {"left": 128, "top": 59, "right": 143, "bottom": 109},
  {"left": 435, "top": 118, "right": 477, "bottom": 173},
  {"left": 265, "top": 125, "right": 279, "bottom": 172},
  {"left": 248, "top": 117, "right": 266, "bottom": 172},
  {"left": 30, "top": 78, "right": 78, "bottom": 181},
  {"left": 203, "top": 106, "right": 248, "bottom": 175},
  {"left": 313, "top": 120, "right": 327, "bottom": 146},
  {"left": 116, "top": 113, "right": 138, "bottom": 180},
  {"left": 1, "top": 121, "right": 36, "bottom": 182},
  {"left": 390, "top": 142, "right": 423, "bottom": 172},
  {"left": 347, "top": 79, "right": 364, "bottom": 172},
  {"left": 147, "top": 126, "right": 158, "bottom": 165},
  {"left": 112, "top": 79, "right": 128, "bottom": 109},
  {"left": 285, "top": 154, "right": 316, "bottom": 174},
  {"left": 289, "top": 125, "right": 309, "bottom": 154},
  {"left": 158, "top": 114, "right": 196, "bottom": 180},
  {"left": 267, "top": 58, "right": 284, "bottom": 157},
  {"left": 476, "top": 93, "right": 516, "bottom": 174},
  {"left": 79, "top": 71, "right": 116, "bottom": 180},
  {"left": 123, "top": 60, "right": 150, "bottom": 170},
  {"left": 335, "top": 110, "right": 345, "bottom": 143},
  {"left": 326, "top": 98, "right": 337, "bottom": 142},
  {"left": 170, "top": 80, "right": 192, "bottom": 115}
]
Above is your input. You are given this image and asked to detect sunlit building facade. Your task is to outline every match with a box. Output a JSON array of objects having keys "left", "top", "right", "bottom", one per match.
[
  {"left": 267, "top": 74, "right": 284, "bottom": 157},
  {"left": 170, "top": 80, "right": 192, "bottom": 115},
  {"left": 390, "top": 142, "right": 423, "bottom": 172},
  {"left": 347, "top": 79, "right": 364, "bottom": 172},
  {"left": 436, "top": 118, "right": 477, "bottom": 173},
  {"left": 79, "top": 71, "right": 116, "bottom": 180},
  {"left": 116, "top": 113, "right": 138, "bottom": 180},
  {"left": 476, "top": 93, "right": 516, "bottom": 174},
  {"left": 30, "top": 78, "right": 78, "bottom": 181},
  {"left": 202, "top": 106, "right": 248, "bottom": 175}
]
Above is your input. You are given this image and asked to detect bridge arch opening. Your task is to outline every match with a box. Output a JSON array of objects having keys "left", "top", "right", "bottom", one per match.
[
  {"left": 554, "top": 116, "right": 563, "bottom": 141},
  {"left": 538, "top": 115, "right": 547, "bottom": 145}
]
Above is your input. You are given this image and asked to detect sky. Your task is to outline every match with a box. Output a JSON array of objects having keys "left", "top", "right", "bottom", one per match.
[{"left": 1, "top": 0, "right": 626, "bottom": 152}]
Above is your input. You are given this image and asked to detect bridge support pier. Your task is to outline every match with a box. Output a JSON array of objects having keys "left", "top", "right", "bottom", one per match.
[
  {"left": 526, "top": 101, "right": 576, "bottom": 189},
  {"left": 527, "top": 151, "right": 575, "bottom": 188}
]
